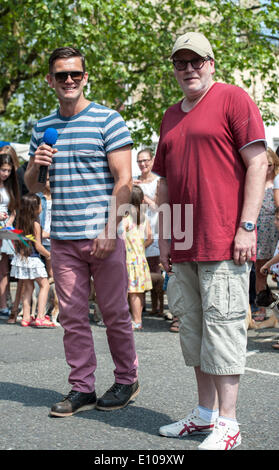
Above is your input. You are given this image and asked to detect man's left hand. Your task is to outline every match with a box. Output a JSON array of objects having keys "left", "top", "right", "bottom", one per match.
[
  {"left": 233, "top": 227, "right": 256, "bottom": 265},
  {"left": 90, "top": 231, "right": 117, "bottom": 259}
]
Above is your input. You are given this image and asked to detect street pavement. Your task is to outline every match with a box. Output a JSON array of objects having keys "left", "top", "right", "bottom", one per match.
[{"left": 0, "top": 297, "right": 279, "bottom": 456}]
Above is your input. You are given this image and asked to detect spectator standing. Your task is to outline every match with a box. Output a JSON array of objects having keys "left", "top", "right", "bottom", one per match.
[
  {"left": 134, "top": 149, "right": 164, "bottom": 315},
  {"left": 121, "top": 185, "right": 153, "bottom": 330},
  {"left": 0, "top": 153, "right": 20, "bottom": 319},
  {"left": 38, "top": 173, "right": 53, "bottom": 278},
  {"left": 10, "top": 193, "right": 54, "bottom": 327},
  {"left": 0, "top": 145, "right": 20, "bottom": 170},
  {"left": 7, "top": 152, "right": 29, "bottom": 324},
  {"left": 260, "top": 205, "right": 279, "bottom": 350},
  {"left": 255, "top": 147, "right": 279, "bottom": 318}
]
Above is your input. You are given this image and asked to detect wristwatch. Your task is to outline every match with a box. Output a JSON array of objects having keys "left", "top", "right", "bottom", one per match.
[{"left": 240, "top": 221, "right": 256, "bottom": 232}]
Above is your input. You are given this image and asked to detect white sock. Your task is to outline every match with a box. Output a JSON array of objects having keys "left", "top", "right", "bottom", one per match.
[
  {"left": 218, "top": 415, "right": 239, "bottom": 429},
  {"left": 198, "top": 405, "right": 219, "bottom": 423}
]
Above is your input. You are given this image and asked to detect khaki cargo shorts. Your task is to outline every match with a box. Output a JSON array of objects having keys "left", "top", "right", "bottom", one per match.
[{"left": 172, "top": 260, "right": 251, "bottom": 375}]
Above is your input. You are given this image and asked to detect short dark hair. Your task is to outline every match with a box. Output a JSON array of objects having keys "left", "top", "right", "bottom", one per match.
[{"left": 49, "top": 47, "right": 85, "bottom": 73}]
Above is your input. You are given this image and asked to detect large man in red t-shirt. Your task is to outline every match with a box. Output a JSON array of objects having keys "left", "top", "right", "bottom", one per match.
[{"left": 153, "top": 32, "right": 267, "bottom": 450}]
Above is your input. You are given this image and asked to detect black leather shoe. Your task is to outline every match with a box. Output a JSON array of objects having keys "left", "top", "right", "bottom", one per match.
[
  {"left": 96, "top": 381, "right": 139, "bottom": 411},
  {"left": 50, "top": 390, "right": 97, "bottom": 417}
]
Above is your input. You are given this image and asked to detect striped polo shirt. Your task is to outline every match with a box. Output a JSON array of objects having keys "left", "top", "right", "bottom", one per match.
[{"left": 29, "top": 102, "right": 133, "bottom": 240}]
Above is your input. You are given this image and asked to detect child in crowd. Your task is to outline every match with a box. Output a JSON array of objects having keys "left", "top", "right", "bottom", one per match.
[
  {"left": 10, "top": 193, "right": 55, "bottom": 328},
  {"left": 38, "top": 174, "right": 52, "bottom": 278},
  {"left": 0, "top": 145, "right": 20, "bottom": 170},
  {"left": 0, "top": 153, "right": 20, "bottom": 319},
  {"left": 260, "top": 206, "right": 279, "bottom": 281},
  {"left": 121, "top": 185, "right": 153, "bottom": 330}
]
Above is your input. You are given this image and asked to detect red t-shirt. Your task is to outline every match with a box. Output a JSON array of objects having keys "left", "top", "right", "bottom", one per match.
[{"left": 153, "top": 83, "right": 266, "bottom": 263}]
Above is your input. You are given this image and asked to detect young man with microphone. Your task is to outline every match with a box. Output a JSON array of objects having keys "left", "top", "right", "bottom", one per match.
[{"left": 24, "top": 47, "right": 139, "bottom": 417}]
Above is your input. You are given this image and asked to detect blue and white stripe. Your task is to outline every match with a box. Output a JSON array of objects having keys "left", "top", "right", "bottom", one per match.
[{"left": 29, "top": 102, "right": 133, "bottom": 240}]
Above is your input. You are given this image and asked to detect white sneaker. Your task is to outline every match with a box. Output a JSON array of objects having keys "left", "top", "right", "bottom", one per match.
[
  {"left": 198, "top": 419, "right": 241, "bottom": 450},
  {"left": 159, "top": 407, "right": 215, "bottom": 438}
]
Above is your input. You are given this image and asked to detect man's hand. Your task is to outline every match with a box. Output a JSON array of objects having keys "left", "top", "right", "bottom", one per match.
[
  {"left": 90, "top": 228, "right": 117, "bottom": 259},
  {"left": 0, "top": 212, "right": 7, "bottom": 221},
  {"left": 260, "top": 263, "right": 269, "bottom": 276},
  {"left": 25, "top": 144, "right": 58, "bottom": 193},
  {"left": 233, "top": 227, "right": 256, "bottom": 265},
  {"left": 159, "top": 238, "right": 172, "bottom": 272},
  {"left": 34, "top": 143, "right": 57, "bottom": 169}
]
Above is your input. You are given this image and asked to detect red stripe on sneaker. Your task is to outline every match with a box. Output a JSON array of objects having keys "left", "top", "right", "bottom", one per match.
[
  {"left": 224, "top": 431, "right": 240, "bottom": 450},
  {"left": 179, "top": 421, "right": 214, "bottom": 436}
]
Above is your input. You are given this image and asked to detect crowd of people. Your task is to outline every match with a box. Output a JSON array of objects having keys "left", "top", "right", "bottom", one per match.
[
  {"left": 0, "top": 32, "right": 278, "bottom": 450},
  {"left": 0, "top": 148, "right": 56, "bottom": 327},
  {"left": 1, "top": 143, "right": 278, "bottom": 333},
  {"left": 0, "top": 143, "right": 177, "bottom": 331}
]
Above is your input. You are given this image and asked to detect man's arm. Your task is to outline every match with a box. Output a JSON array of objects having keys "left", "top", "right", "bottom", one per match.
[
  {"left": 90, "top": 145, "right": 132, "bottom": 259},
  {"left": 157, "top": 177, "right": 172, "bottom": 272},
  {"left": 234, "top": 142, "right": 268, "bottom": 265}
]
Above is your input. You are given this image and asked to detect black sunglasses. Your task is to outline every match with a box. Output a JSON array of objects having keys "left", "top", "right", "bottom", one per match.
[
  {"left": 52, "top": 71, "right": 85, "bottom": 82},
  {"left": 173, "top": 57, "right": 211, "bottom": 71}
]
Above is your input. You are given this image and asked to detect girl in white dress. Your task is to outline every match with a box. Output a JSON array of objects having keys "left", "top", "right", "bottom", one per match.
[{"left": 10, "top": 193, "right": 55, "bottom": 327}]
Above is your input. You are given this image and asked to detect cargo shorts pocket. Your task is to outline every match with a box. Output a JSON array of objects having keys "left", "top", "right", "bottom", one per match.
[{"left": 200, "top": 271, "right": 247, "bottom": 322}]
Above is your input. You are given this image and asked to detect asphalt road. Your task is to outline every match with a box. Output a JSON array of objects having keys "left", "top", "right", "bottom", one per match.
[{"left": 0, "top": 302, "right": 278, "bottom": 457}]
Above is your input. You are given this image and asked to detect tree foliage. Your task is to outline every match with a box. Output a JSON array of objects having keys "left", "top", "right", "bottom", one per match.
[{"left": 0, "top": 0, "right": 278, "bottom": 145}]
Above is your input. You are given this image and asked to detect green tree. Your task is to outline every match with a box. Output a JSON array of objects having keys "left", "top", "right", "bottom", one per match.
[{"left": 1, "top": 0, "right": 278, "bottom": 145}]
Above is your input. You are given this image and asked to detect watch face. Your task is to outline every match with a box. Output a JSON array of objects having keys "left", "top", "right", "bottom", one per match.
[{"left": 244, "top": 222, "right": 254, "bottom": 231}]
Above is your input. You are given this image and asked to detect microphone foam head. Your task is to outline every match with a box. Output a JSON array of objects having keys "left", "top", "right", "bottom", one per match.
[{"left": 43, "top": 128, "right": 58, "bottom": 146}]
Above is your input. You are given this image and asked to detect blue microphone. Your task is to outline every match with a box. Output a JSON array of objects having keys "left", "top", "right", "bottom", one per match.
[{"left": 38, "top": 128, "right": 58, "bottom": 183}]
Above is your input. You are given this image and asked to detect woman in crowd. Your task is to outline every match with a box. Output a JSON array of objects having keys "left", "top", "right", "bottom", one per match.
[
  {"left": 255, "top": 147, "right": 279, "bottom": 319},
  {"left": 134, "top": 149, "right": 165, "bottom": 317},
  {"left": 0, "top": 153, "right": 20, "bottom": 318}
]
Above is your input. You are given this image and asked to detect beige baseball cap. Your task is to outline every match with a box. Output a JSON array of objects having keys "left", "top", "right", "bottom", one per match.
[{"left": 171, "top": 32, "right": 214, "bottom": 59}]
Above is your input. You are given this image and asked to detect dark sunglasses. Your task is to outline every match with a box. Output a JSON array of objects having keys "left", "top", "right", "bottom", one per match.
[
  {"left": 52, "top": 71, "right": 85, "bottom": 82},
  {"left": 173, "top": 57, "right": 211, "bottom": 71}
]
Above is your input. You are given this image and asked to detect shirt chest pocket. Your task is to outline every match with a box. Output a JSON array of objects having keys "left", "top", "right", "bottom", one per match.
[{"left": 74, "top": 149, "right": 108, "bottom": 172}]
